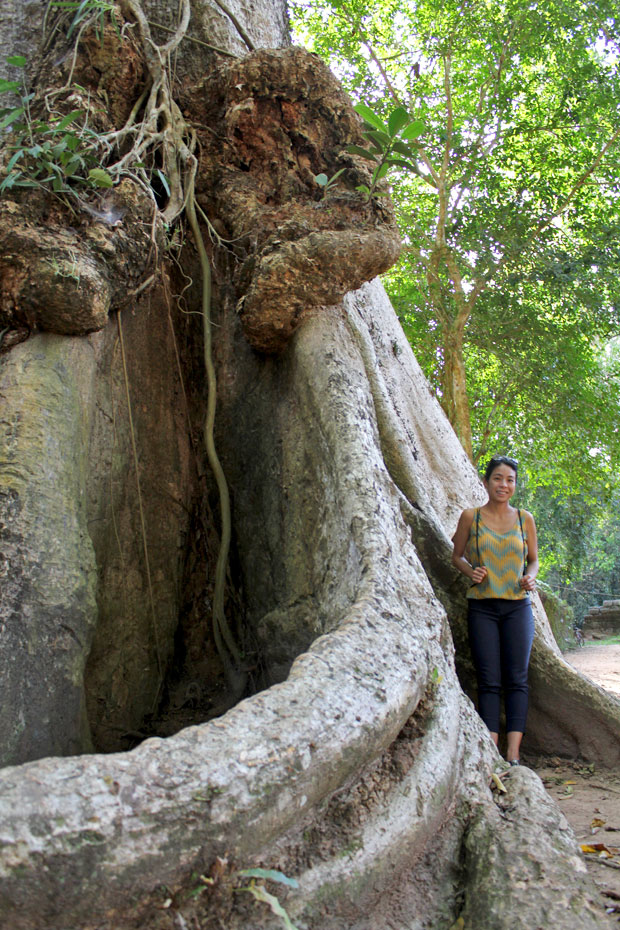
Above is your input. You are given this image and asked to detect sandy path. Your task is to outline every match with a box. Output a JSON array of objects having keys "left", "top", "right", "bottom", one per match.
[
  {"left": 531, "top": 643, "right": 620, "bottom": 924},
  {"left": 563, "top": 644, "right": 620, "bottom": 698}
]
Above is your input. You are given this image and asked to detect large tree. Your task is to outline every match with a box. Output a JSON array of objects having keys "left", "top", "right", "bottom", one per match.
[
  {"left": 1, "top": 2, "right": 620, "bottom": 929},
  {"left": 292, "top": 0, "right": 620, "bottom": 463}
]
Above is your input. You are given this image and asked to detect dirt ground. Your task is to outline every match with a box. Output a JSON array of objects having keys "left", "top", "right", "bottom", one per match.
[
  {"left": 564, "top": 645, "right": 620, "bottom": 699},
  {"left": 529, "top": 644, "right": 620, "bottom": 925}
]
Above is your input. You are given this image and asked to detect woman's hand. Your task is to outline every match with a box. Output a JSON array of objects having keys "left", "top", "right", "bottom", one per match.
[
  {"left": 471, "top": 566, "right": 488, "bottom": 584},
  {"left": 520, "top": 574, "right": 536, "bottom": 592}
]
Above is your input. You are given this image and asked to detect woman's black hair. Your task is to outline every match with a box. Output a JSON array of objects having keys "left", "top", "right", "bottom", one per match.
[{"left": 484, "top": 455, "right": 518, "bottom": 481}]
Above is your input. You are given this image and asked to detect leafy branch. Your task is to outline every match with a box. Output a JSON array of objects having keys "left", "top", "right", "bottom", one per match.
[
  {"left": 0, "top": 55, "right": 113, "bottom": 196},
  {"left": 346, "top": 102, "right": 424, "bottom": 200}
]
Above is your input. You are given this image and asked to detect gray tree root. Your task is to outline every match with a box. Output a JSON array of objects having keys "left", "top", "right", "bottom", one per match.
[
  {"left": 0, "top": 280, "right": 613, "bottom": 929},
  {"left": 0, "top": 336, "right": 98, "bottom": 764},
  {"left": 344, "top": 283, "right": 620, "bottom": 765}
]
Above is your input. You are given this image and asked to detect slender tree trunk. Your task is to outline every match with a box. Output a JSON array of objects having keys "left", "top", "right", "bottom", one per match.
[{"left": 439, "top": 319, "right": 474, "bottom": 459}]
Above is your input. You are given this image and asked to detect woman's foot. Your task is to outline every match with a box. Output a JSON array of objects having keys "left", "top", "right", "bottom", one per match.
[{"left": 508, "top": 759, "right": 519, "bottom": 766}]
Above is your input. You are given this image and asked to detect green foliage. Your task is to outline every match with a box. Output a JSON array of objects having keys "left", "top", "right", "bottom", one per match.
[
  {"left": 293, "top": 0, "right": 620, "bottom": 501},
  {"left": 237, "top": 869, "right": 300, "bottom": 930},
  {"left": 314, "top": 166, "right": 346, "bottom": 196},
  {"left": 50, "top": 0, "right": 117, "bottom": 41},
  {"left": 238, "top": 868, "right": 299, "bottom": 888},
  {"left": 346, "top": 102, "right": 424, "bottom": 199},
  {"left": 534, "top": 483, "right": 620, "bottom": 623},
  {"left": 0, "top": 56, "right": 113, "bottom": 196}
]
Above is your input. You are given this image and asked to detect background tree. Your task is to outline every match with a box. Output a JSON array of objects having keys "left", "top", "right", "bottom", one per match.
[{"left": 292, "top": 0, "right": 620, "bottom": 465}]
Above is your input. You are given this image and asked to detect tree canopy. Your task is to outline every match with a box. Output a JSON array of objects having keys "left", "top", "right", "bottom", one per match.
[{"left": 292, "top": 0, "right": 620, "bottom": 502}]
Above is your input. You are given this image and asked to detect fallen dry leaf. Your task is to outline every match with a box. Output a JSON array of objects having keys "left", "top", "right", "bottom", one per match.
[
  {"left": 580, "top": 843, "right": 617, "bottom": 858},
  {"left": 491, "top": 772, "right": 507, "bottom": 793}
]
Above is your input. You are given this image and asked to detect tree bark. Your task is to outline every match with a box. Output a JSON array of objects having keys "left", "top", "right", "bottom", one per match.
[
  {"left": 0, "top": 3, "right": 619, "bottom": 929},
  {"left": 439, "top": 318, "right": 474, "bottom": 459}
]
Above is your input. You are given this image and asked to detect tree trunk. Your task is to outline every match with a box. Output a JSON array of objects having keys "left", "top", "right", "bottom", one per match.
[
  {"left": 0, "top": 3, "right": 619, "bottom": 929},
  {"left": 439, "top": 319, "right": 474, "bottom": 460}
]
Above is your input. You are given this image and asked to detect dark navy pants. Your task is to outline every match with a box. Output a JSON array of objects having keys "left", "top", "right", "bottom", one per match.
[{"left": 467, "top": 598, "right": 535, "bottom": 733}]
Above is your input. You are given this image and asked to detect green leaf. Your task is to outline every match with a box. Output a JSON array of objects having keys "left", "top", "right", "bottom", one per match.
[
  {"left": 385, "top": 157, "right": 414, "bottom": 169},
  {"left": 362, "top": 134, "right": 385, "bottom": 154},
  {"left": 243, "top": 884, "right": 300, "bottom": 930},
  {"left": 388, "top": 107, "right": 410, "bottom": 137},
  {"left": 0, "top": 171, "right": 22, "bottom": 191},
  {"left": 363, "top": 129, "right": 392, "bottom": 150},
  {"left": 0, "top": 107, "right": 24, "bottom": 130},
  {"left": 0, "top": 79, "right": 20, "bottom": 93},
  {"left": 239, "top": 869, "right": 299, "bottom": 888},
  {"left": 353, "top": 102, "right": 388, "bottom": 133},
  {"left": 392, "top": 140, "right": 417, "bottom": 158},
  {"left": 156, "top": 168, "right": 170, "bottom": 196},
  {"left": 52, "top": 141, "right": 69, "bottom": 158},
  {"left": 63, "top": 156, "right": 84, "bottom": 175},
  {"left": 372, "top": 162, "right": 391, "bottom": 182},
  {"left": 6, "top": 149, "right": 24, "bottom": 172},
  {"left": 401, "top": 120, "right": 425, "bottom": 141},
  {"left": 55, "top": 110, "right": 83, "bottom": 131},
  {"left": 346, "top": 144, "right": 378, "bottom": 161},
  {"left": 315, "top": 172, "right": 329, "bottom": 186},
  {"left": 88, "top": 167, "right": 114, "bottom": 188},
  {"left": 6, "top": 55, "right": 27, "bottom": 68}
]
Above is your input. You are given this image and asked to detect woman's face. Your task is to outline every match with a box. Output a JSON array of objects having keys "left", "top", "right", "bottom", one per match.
[{"left": 484, "top": 464, "right": 517, "bottom": 502}]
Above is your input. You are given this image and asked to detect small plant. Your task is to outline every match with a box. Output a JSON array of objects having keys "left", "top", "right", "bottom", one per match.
[
  {"left": 46, "top": 251, "right": 81, "bottom": 283},
  {"left": 50, "top": 0, "right": 118, "bottom": 42},
  {"left": 347, "top": 102, "right": 425, "bottom": 200},
  {"left": 314, "top": 166, "right": 346, "bottom": 197},
  {"left": 237, "top": 868, "right": 300, "bottom": 930},
  {"left": 0, "top": 55, "right": 113, "bottom": 196},
  {"left": 430, "top": 667, "right": 443, "bottom": 686}
]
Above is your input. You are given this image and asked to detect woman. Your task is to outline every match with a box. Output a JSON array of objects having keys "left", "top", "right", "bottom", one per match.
[{"left": 452, "top": 456, "right": 539, "bottom": 765}]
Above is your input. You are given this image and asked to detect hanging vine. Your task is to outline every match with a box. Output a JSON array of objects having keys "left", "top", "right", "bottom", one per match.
[
  {"left": 116, "top": 0, "right": 246, "bottom": 681},
  {"left": 29, "top": 0, "right": 247, "bottom": 682}
]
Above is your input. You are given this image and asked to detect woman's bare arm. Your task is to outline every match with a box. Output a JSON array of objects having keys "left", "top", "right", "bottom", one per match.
[
  {"left": 519, "top": 511, "right": 539, "bottom": 591},
  {"left": 452, "top": 509, "right": 488, "bottom": 584}
]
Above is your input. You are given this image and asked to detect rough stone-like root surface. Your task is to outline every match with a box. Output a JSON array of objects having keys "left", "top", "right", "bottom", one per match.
[
  {"left": 0, "top": 578, "right": 446, "bottom": 928},
  {"left": 343, "top": 282, "right": 620, "bottom": 768},
  {"left": 240, "top": 227, "right": 400, "bottom": 352},
  {"left": 34, "top": 13, "right": 146, "bottom": 133},
  {"left": 0, "top": 279, "right": 611, "bottom": 929},
  {"left": 526, "top": 633, "right": 620, "bottom": 764},
  {"left": 0, "top": 336, "right": 99, "bottom": 766},
  {"left": 271, "top": 677, "right": 479, "bottom": 929},
  {"left": 187, "top": 46, "right": 401, "bottom": 353},
  {"left": 461, "top": 767, "right": 605, "bottom": 928},
  {"left": 0, "top": 181, "right": 159, "bottom": 339}
]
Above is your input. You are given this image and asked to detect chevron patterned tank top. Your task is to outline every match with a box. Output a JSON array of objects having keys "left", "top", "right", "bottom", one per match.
[{"left": 466, "top": 508, "right": 528, "bottom": 600}]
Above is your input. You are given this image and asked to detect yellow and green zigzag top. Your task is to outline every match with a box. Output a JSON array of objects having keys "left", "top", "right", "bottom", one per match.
[{"left": 466, "top": 509, "right": 528, "bottom": 600}]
